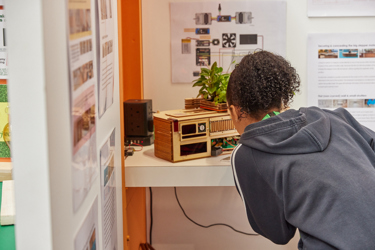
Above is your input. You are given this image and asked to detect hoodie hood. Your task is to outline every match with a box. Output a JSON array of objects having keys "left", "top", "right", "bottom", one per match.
[{"left": 239, "top": 107, "right": 331, "bottom": 154}]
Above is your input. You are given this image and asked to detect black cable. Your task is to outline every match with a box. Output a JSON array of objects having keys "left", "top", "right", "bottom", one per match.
[
  {"left": 149, "top": 187, "right": 153, "bottom": 245},
  {"left": 174, "top": 187, "right": 259, "bottom": 236}
]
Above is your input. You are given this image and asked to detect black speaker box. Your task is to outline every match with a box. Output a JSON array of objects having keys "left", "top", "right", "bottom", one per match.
[{"left": 124, "top": 99, "right": 153, "bottom": 137}]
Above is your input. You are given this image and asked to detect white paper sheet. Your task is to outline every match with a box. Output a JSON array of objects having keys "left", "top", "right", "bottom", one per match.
[
  {"left": 74, "top": 197, "right": 99, "bottom": 250},
  {"left": 67, "top": 0, "right": 99, "bottom": 212},
  {"left": 96, "top": 0, "right": 115, "bottom": 118},
  {"left": 0, "top": 10, "right": 7, "bottom": 79},
  {"left": 170, "top": 1, "right": 286, "bottom": 83},
  {"left": 100, "top": 128, "right": 117, "bottom": 250},
  {"left": 308, "top": 0, "right": 375, "bottom": 17},
  {"left": 308, "top": 33, "right": 375, "bottom": 131}
]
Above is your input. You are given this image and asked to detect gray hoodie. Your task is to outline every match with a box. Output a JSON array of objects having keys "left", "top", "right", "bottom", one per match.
[{"left": 231, "top": 107, "right": 375, "bottom": 249}]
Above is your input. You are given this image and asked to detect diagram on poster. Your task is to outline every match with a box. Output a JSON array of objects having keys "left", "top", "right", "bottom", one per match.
[
  {"left": 74, "top": 197, "right": 99, "bottom": 250},
  {"left": 308, "top": 33, "right": 375, "bottom": 131},
  {"left": 100, "top": 129, "right": 118, "bottom": 250},
  {"left": 308, "top": 0, "right": 375, "bottom": 17},
  {"left": 96, "top": 0, "right": 115, "bottom": 118},
  {"left": 67, "top": 0, "right": 99, "bottom": 212},
  {"left": 170, "top": 1, "right": 286, "bottom": 83}
]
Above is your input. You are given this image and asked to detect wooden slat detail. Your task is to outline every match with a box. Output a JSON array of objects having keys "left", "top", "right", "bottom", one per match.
[{"left": 154, "top": 117, "right": 173, "bottom": 161}]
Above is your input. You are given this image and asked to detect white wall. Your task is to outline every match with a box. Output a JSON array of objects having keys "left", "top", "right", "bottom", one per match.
[
  {"left": 6, "top": 0, "right": 124, "bottom": 249},
  {"left": 141, "top": 0, "right": 375, "bottom": 249}
]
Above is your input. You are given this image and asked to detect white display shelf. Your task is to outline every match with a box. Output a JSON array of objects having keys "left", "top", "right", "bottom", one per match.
[{"left": 124, "top": 145, "right": 235, "bottom": 187}]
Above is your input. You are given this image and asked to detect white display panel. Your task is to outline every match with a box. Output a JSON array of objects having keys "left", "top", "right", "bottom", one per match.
[
  {"left": 67, "top": 0, "right": 99, "bottom": 213},
  {"left": 308, "top": 33, "right": 375, "bottom": 131},
  {"left": 97, "top": 0, "right": 115, "bottom": 118},
  {"left": 170, "top": 1, "right": 286, "bottom": 83},
  {"left": 308, "top": 0, "right": 375, "bottom": 17}
]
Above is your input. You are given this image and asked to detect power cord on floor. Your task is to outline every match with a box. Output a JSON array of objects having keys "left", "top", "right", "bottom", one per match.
[
  {"left": 149, "top": 187, "right": 153, "bottom": 245},
  {"left": 174, "top": 187, "right": 259, "bottom": 236}
]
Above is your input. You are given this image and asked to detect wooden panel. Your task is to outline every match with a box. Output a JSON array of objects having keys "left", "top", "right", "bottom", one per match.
[
  {"left": 126, "top": 187, "right": 147, "bottom": 250},
  {"left": 1, "top": 180, "right": 15, "bottom": 226},
  {"left": 120, "top": 0, "right": 143, "bottom": 101},
  {"left": 0, "top": 162, "right": 12, "bottom": 182}
]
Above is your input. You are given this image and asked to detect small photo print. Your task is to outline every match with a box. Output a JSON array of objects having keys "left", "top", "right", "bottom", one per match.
[
  {"left": 89, "top": 228, "right": 96, "bottom": 250},
  {"left": 359, "top": 49, "right": 375, "bottom": 58},
  {"left": 102, "top": 40, "right": 113, "bottom": 58},
  {"left": 80, "top": 39, "right": 92, "bottom": 55},
  {"left": 73, "top": 61, "right": 94, "bottom": 90},
  {"left": 318, "top": 49, "right": 338, "bottom": 59},
  {"left": 365, "top": 99, "right": 375, "bottom": 108},
  {"left": 73, "top": 105, "right": 96, "bottom": 147},
  {"left": 339, "top": 49, "right": 358, "bottom": 58},
  {"left": 318, "top": 99, "right": 333, "bottom": 108},
  {"left": 348, "top": 99, "right": 364, "bottom": 108},
  {"left": 101, "top": 0, "right": 112, "bottom": 20},
  {"left": 69, "top": 9, "right": 92, "bottom": 35},
  {"left": 333, "top": 99, "right": 348, "bottom": 108}
]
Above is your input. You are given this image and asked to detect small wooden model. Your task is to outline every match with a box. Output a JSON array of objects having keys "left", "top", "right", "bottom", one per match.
[{"left": 154, "top": 109, "right": 239, "bottom": 162}]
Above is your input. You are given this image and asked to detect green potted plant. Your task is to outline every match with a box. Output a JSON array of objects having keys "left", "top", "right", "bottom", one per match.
[{"left": 191, "top": 62, "right": 232, "bottom": 110}]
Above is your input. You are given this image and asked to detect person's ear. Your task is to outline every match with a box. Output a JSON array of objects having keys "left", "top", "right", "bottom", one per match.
[{"left": 228, "top": 105, "right": 239, "bottom": 122}]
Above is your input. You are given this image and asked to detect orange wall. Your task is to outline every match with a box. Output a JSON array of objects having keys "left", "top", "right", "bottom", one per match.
[{"left": 118, "top": 0, "right": 147, "bottom": 249}]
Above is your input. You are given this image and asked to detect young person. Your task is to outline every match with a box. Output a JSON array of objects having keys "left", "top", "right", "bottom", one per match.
[{"left": 227, "top": 50, "right": 375, "bottom": 249}]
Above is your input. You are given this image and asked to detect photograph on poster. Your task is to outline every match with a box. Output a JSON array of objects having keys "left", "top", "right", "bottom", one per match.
[
  {"left": 80, "top": 39, "right": 93, "bottom": 55},
  {"left": 318, "top": 49, "right": 338, "bottom": 59},
  {"left": 100, "top": 129, "right": 118, "bottom": 250},
  {"left": 73, "top": 104, "right": 95, "bottom": 148},
  {"left": 365, "top": 99, "right": 375, "bottom": 107},
  {"left": 73, "top": 61, "right": 94, "bottom": 90},
  {"left": 69, "top": 9, "right": 92, "bottom": 35},
  {"left": 102, "top": 40, "right": 113, "bottom": 58},
  {"left": 339, "top": 49, "right": 358, "bottom": 58},
  {"left": 170, "top": 1, "right": 286, "bottom": 83},
  {"left": 101, "top": 0, "right": 112, "bottom": 20},
  {"left": 74, "top": 197, "right": 99, "bottom": 250},
  {"left": 359, "top": 49, "right": 375, "bottom": 58}
]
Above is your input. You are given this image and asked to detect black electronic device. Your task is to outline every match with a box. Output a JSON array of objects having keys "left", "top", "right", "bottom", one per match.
[
  {"left": 239, "top": 34, "right": 257, "bottom": 45},
  {"left": 124, "top": 99, "right": 154, "bottom": 145},
  {"left": 195, "top": 28, "right": 210, "bottom": 35},
  {"left": 196, "top": 40, "right": 210, "bottom": 47},
  {"left": 125, "top": 135, "right": 154, "bottom": 146},
  {"left": 196, "top": 48, "right": 211, "bottom": 66}
]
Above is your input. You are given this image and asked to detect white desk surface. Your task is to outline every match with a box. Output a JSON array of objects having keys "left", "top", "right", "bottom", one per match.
[{"left": 124, "top": 145, "right": 235, "bottom": 187}]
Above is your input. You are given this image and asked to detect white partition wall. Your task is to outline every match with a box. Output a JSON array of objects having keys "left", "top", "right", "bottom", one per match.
[{"left": 6, "top": 0, "right": 124, "bottom": 249}]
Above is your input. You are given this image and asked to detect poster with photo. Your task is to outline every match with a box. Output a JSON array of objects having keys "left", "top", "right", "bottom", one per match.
[
  {"left": 0, "top": 10, "right": 7, "bottom": 79},
  {"left": 170, "top": 1, "right": 286, "bottom": 83},
  {"left": 100, "top": 129, "right": 118, "bottom": 250},
  {"left": 308, "top": 33, "right": 375, "bottom": 131},
  {"left": 308, "top": 0, "right": 375, "bottom": 17},
  {"left": 74, "top": 197, "right": 99, "bottom": 250},
  {"left": 96, "top": 0, "right": 115, "bottom": 118},
  {"left": 67, "top": 0, "right": 99, "bottom": 212}
]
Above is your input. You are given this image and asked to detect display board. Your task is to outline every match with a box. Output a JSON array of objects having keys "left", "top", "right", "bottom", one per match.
[
  {"left": 308, "top": 33, "right": 375, "bottom": 131},
  {"left": 308, "top": 0, "right": 375, "bottom": 17},
  {"left": 170, "top": 1, "right": 286, "bottom": 83},
  {"left": 96, "top": 0, "right": 115, "bottom": 118},
  {"left": 67, "top": 0, "right": 99, "bottom": 212}
]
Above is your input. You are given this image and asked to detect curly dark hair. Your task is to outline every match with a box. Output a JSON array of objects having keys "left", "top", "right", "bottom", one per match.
[{"left": 227, "top": 50, "right": 300, "bottom": 120}]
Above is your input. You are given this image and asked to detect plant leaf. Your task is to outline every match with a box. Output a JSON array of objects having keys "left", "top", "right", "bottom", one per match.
[{"left": 193, "top": 80, "right": 204, "bottom": 87}]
